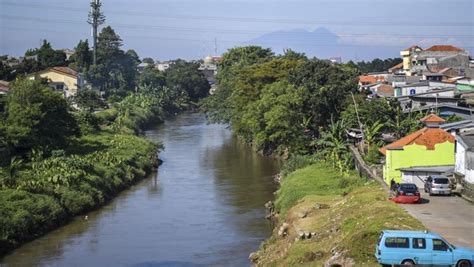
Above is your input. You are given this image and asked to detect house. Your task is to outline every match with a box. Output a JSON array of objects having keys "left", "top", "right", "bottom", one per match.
[
  {"left": 358, "top": 75, "right": 385, "bottom": 90},
  {"left": 441, "top": 119, "right": 474, "bottom": 136},
  {"left": 155, "top": 61, "right": 173, "bottom": 72},
  {"left": 401, "top": 45, "right": 423, "bottom": 75},
  {"left": 0, "top": 80, "right": 9, "bottom": 95},
  {"left": 454, "top": 130, "right": 474, "bottom": 200},
  {"left": 405, "top": 104, "right": 474, "bottom": 120},
  {"left": 407, "top": 45, "right": 470, "bottom": 77},
  {"left": 28, "top": 67, "right": 84, "bottom": 97},
  {"left": 388, "top": 62, "right": 403, "bottom": 74},
  {"left": 379, "top": 114, "right": 455, "bottom": 184},
  {"left": 456, "top": 79, "right": 474, "bottom": 92},
  {"left": 137, "top": 62, "right": 150, "bottom": 73}
]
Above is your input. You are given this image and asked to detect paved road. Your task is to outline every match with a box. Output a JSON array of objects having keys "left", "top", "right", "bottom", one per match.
[{"left": 401, "top": 193, "right": 474, "bottom": 248}]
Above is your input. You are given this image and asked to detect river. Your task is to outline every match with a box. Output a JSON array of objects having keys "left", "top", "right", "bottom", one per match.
[{"left": 1, "top": 113, "right": 280, "bottom": 267}]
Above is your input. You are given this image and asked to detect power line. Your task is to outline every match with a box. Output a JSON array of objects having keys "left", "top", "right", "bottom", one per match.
[
  {"left": 2, "top": 15, "right": 474, "bottom": 40},
  {"left": 3, "top": 25, "right": 474, "bottom": 50},
  {"left": 2, "top": 2, "right": 473, "bottom": 27}
]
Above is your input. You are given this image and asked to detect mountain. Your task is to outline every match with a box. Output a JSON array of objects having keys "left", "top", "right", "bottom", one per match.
[{"left": 244, "top": 27, "right": 401, "bottom": 61}]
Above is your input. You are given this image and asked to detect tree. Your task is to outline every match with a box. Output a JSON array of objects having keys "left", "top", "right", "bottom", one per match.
[
  {"left": 138, "top": 66, "right": 166, "bottom": 88},
  {"left": 165, "top": 60, "right": 210, "bottom": 101},
  {"left": 70, "top": 89, "right": 106, "bottom": 112},
  {"left": 288, "top": 59, "right": 359, "bottom": 129},
  {"left": 97, "top": 26, "right": 123, "bottom": 63},
  {"left": 142, "top": 57, "right": 155, "bottom": 65},
  {"left": 5, "top": 79, "right": 79, "bottom": 153},
  {"left": 26, "top": 40, "right": 67, "bottom": 69},
  {"left": 71, "top": 40, "right": 92, "bottom": 71}
]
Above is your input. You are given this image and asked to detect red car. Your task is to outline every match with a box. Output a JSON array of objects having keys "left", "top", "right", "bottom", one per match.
[{"left": 392, "top": 183, "right": 421, "bottom": 204}]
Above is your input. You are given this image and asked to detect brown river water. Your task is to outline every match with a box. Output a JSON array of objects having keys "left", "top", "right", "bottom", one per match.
[{"left": 1, "top": 113, "right": 280, "bottom": 267}]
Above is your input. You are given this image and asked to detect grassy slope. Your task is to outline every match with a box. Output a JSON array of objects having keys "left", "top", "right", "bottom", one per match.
[{"left": 254, "top": 163, "right": 424, "bottom": 266}]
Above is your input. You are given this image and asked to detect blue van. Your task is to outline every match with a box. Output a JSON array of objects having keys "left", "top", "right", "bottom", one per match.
[{"left": 375, "top": 230, "right": 474, "bottom": 266}]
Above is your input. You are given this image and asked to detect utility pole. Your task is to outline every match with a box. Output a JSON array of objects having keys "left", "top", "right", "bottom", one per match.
[
  {"left": 214, "top": 37, "right": 218, "bottom": 56},
  {"left": 88, "top": 0, "right": 105, "bottom": 65}
]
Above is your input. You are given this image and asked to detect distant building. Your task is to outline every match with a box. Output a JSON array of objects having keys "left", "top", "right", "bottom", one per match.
[
  {"left": 61, "top": 49, "right": 75, "bottom": 61},
  {"left": 155, "top": 61, "right": 173, "bottom": 72},
  {"left": 28, "top": 67, "right": 84, "bottom": 97},
  {"left": 457, "top": 79, "right": 474, "bottom": 92},
  {"left": 137, "top": 62, "right": 150, "bottom": 73},
  {"left": 329, "top": 57, "right": 342, "bottom": 64},
  {"left": 401, "top": 45, "right": 471, "bottom": 78}
]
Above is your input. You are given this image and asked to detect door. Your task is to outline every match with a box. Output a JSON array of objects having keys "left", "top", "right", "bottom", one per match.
[
  {"left": 412, "top": 238, "right": 431, "bottom": 265},
  {"left": 431, "top": 239, "right": 453, "bottom": 265}
]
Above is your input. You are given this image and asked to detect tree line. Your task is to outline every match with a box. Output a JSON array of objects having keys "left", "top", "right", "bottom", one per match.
[{"left": 201, "top": 46, "right": 426, "bottom": 173}]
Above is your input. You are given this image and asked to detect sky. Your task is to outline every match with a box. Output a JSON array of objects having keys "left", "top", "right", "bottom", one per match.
[{"left": 0, "top": 0, "right": 473, "bottom": 61}]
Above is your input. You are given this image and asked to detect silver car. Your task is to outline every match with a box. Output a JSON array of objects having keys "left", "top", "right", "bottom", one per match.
[{"left": 424, "top": 175, "right": 451, "bottom": 196}]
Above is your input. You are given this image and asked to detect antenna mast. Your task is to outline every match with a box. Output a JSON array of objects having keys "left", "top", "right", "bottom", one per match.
[{"left": 88, "top": 0, "right": 106, "bottom": 65}]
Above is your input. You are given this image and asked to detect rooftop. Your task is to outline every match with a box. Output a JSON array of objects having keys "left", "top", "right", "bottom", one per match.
[
  {"left": 398, "top": 165, "right": 454, "bottom": 174},
  {"left": 379, "top": 127, "right": 454, "bottom": 155},
  {"left": 50, "top": 66, "right": 78, "bottom": 77},
  {"left": 425, "top": 45, "right": 464, "bottom": 52},
  {"left": 420, "top": 113, "right": 446, "bottom": 123},
  {"left": 457, "top": 130, "right": 474, "bottom": 149}
]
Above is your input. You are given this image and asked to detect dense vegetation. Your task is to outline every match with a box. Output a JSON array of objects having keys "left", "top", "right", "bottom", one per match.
[
  {"left": 202, "top": 47, "right": 421, "bottom": 171},
  {"left": 0, "top": 22, "right": 210, "bottom": 255},
  {"left": 353, "top": 57, "right": 402, "bottom": 74}
]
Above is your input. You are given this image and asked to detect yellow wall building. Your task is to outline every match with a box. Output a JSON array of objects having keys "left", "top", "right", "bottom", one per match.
[{"left": 29, "top": 67, "right": 83, "bottom": 97}]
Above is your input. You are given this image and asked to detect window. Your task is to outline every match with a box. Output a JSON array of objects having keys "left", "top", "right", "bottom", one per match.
[
  {"left": 56, "top": 84, "right": 64, "bottom": 91},
  {"left": 385, "top": 237, "right": 409, "bottom": 248},
  {"left": 413, "top": 238, "right": 426, "bottom": 249},
  {"left": 434, "top": 178, "right": 449, "bottom": 184},
  {"left": 433, "top": 239, "right": 449, "bottom": 251}
]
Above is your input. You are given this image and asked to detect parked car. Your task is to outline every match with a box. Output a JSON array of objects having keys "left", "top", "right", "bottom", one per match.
[
  {"left": 393, "top": 183, "right": 421, "bottom": 204},
  {"left": 424, "top": 175, "right": 451, "bottom": 196},
  {"left": 375, "top": 230, "right": 474, "bottom": 266}
]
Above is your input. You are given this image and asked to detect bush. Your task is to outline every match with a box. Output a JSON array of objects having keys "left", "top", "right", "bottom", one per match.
[
  {"left": 0, "top": 190, "right": 66, "bottom": 253},
  {"left": 280, "top": 154, "right": 317, "bottom": 177}
]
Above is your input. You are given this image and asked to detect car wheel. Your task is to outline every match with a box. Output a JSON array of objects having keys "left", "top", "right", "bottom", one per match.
[
  {"left": 402, "top": 259, "right": 415, "bottom": 265},
  {"left": 457, "top": 259, "right": 472, "bottom": 267}
]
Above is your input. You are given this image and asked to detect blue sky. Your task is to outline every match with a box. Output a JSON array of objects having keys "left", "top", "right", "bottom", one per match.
[{"left": 1, "top": 0, "right": 473, "bottom": 61}]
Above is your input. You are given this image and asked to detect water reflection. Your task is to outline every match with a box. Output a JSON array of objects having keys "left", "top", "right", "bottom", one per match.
[{"left": 1, "top": 113, "right": 279, "bottom": 267}]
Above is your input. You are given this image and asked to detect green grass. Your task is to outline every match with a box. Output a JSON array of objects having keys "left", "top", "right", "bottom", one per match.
[
  {"left": 275, "top": 163, "right": 364, "bottom": 216},
  {"left": 255, "top": 163, "right": 425, "bottom": 266}
]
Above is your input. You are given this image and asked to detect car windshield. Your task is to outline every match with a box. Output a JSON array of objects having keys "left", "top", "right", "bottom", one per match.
[{"left": 434, "top": 178, "right": 449, "bottom": 184}]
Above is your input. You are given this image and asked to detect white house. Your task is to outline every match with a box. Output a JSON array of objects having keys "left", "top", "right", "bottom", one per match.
[{"left": 455, "top": 130, "right": 474, "bottom": 200}]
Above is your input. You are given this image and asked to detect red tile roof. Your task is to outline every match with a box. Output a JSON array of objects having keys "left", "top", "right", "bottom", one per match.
[
  {"left": 376, "top": 84, "right": 394, "bottom": 97},
  {"left": 359, "top": 75, "right": 385, "bottom": 84},
  {"left": 379, "top": 127, "right": 454, "bottom": 155},
  {"left": 420, "top": 114, "right": 446, "bottom": 123},
  {"left": 51, "top": 67, "right": 78, "bottom": 77},
  {"left": 425, "top": 45, "right": 464, "bottom": 52}
]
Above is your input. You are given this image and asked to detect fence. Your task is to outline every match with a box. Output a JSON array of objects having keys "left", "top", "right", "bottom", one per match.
[{"left": 349, "top": 145, "right": 389, "bottom": 191}]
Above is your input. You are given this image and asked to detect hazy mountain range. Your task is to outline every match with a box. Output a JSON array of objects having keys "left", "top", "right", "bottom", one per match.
[{"left": 244, "top": 27, "right": 411, "bottom": 61}]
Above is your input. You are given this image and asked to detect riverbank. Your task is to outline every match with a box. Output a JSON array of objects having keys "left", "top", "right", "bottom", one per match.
[
  {"left": 252, "top": 163, "right": 424, "bottom": 266},
  {"left": 0, "top": 131, "right": 158, "bottom": 257}
]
